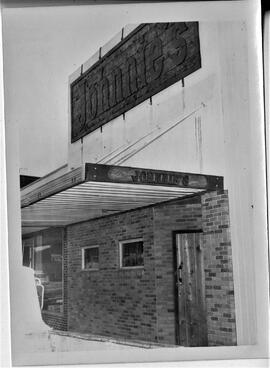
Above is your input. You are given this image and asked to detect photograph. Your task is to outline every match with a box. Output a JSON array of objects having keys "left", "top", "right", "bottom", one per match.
[{"left": 0, "top": 0, "right": 269, "bottom": 367}]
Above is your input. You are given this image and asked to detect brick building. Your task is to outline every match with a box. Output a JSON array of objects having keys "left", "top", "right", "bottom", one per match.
[{"left": 20, "top": 21, "right": 256, "bottom": 347}]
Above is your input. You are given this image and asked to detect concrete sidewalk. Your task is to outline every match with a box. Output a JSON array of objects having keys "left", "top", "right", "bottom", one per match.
[{"left": 49, "top": 330, "right": 173, "bottom": 352}]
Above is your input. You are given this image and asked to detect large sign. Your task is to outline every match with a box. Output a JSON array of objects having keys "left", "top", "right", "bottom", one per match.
[{"left": 71, "top": 22, "right": 201, "bottom": 142}]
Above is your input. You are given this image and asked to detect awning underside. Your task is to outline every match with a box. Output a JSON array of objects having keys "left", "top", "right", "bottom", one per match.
[{"left": 21, "top": 163, "right": 223, "bottom": 234}]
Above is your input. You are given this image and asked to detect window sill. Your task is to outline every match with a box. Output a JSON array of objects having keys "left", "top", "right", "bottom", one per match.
[{"left": 81, "top": 268, "right": 99, "bottom": 272}]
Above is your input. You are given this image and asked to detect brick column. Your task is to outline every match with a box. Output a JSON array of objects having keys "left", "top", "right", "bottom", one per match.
[
  {"left": 62, "top": 227, "right": 68, "bottom": 331},
  {"left": 201, "top": 190, "right": 237, "bottom": 346}
]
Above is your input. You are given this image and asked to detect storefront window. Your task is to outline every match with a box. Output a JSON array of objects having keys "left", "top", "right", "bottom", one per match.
[{"left": 22, "top": 228, "right": 63, "bottom": 314}]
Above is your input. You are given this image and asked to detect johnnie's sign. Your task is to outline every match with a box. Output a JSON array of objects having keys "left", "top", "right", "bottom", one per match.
[
  {"left": 85, "top": 164, "right": 223, "bottom": 191},
  {"left": 71, "top": 22, "right": 201, "bottom": 142}
]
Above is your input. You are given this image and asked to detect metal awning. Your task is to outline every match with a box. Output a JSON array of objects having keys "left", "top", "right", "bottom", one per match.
[{"left": 21, "top": 163, "right": 223, "bottom": 234}]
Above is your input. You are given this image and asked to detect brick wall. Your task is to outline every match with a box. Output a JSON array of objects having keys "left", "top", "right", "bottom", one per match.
[
  {"left": 66, "top": 196, "right": 203, "bottom": 344},
  {"left": 201, "top": 190, "right": 237, "bottom": 346},
  {"left": 64, "top": 192, "right": 236, "bottom": 346},
  {"left": 42, "top": 312, "right": 67, "bottom": 331},
  {"left": 153, "top": 196, "right": 202, "bottom": 344},
  {"left": 66, "top": 207, "right": 158, "bottom": 343}
]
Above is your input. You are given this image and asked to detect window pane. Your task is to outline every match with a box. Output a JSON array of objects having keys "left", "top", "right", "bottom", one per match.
[
  {"left": 22, "top": 228, "right": 63, "bottom": 314},
  {"left": 84, "top": 247, "right": 99, "bottom": 270},
  {"left": 39, "top": 229, "right": 63, "bottom": 314},
  {"left": 122, "top": 241, "right": 143, "bottom": 267},
  {"left": 22, "top": 238, "right": 34, "bottom": 267}
]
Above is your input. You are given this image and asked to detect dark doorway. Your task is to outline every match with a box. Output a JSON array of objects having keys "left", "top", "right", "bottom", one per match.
[{"left": 174, "top": 231, "right": 208, "bottom": 346}]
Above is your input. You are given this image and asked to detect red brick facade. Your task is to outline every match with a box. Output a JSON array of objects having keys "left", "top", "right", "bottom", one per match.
[{"left": 43, "top": 190, "right": 236, "bottom": 346}]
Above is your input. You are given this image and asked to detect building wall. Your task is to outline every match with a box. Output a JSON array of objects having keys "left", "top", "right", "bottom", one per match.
[
  {"left": 67, "top": 22, "right": 225, "bottom": 177},
  {"left": 65, "top": 192, "right": 236, "bottom": 346},
  {"left": 201, "top": 190, "right": 237, "bottom": 346},
  {"left": 66, "top": 206, "right": 157, "bottom": 343}
]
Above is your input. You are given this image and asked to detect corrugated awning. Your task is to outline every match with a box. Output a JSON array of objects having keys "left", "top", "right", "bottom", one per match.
[{"left": 21, "top": 163, "right": 223, "bottom": 234}]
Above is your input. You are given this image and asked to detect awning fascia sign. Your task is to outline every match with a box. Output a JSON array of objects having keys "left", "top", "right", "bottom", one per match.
[
  {"left": 85, "top": 163, "right": 223, "bottom": 191},
  {"left": 21, "top": 163, "right": 223, "bottom": 209}
]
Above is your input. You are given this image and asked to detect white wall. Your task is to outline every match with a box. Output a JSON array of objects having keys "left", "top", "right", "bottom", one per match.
[
  {"left": 67, "top": 21, "right": 261, "bottom": 346},
  {"left": 68, "top": 23, "right": 225, "bottom": 178},
  {"left": 217, "top": 22, "right": 256, "bottom": 346}
]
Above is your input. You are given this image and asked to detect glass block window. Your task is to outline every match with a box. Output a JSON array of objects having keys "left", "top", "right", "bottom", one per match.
[
  {"left": 82, "top": 246, "right": 99, "bottom": 270},
  {"left": 120, "top": 239, "right": 144, "bottom": 268}
]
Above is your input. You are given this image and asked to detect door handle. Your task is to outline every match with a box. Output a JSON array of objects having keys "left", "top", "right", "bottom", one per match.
[{"left": 178, "top": 262, "right": 183, "bottom": 285}]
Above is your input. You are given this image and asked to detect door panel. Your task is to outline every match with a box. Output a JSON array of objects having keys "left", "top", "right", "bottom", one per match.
[{"left": 175, "top": 232, "right": 208, "bottom": 346}]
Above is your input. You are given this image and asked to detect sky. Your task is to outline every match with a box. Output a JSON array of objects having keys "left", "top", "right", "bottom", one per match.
[{"left": 2, "top": 5, "right": 130, "bottom": 176}]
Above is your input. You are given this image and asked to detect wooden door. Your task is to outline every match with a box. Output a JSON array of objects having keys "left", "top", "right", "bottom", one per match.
[{"left": 175, "top": 232, "right": 208, "bottom": 346}]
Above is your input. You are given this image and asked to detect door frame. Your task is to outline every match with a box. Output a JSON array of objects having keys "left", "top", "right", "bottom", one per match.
[{"left": 172, "top": 229, "right": 203, "bottom": 345}]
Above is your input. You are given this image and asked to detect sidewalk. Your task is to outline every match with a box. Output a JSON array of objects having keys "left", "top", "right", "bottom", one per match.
[{"left": 49, "top": 330, "right": 174, "bottom": 352}]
